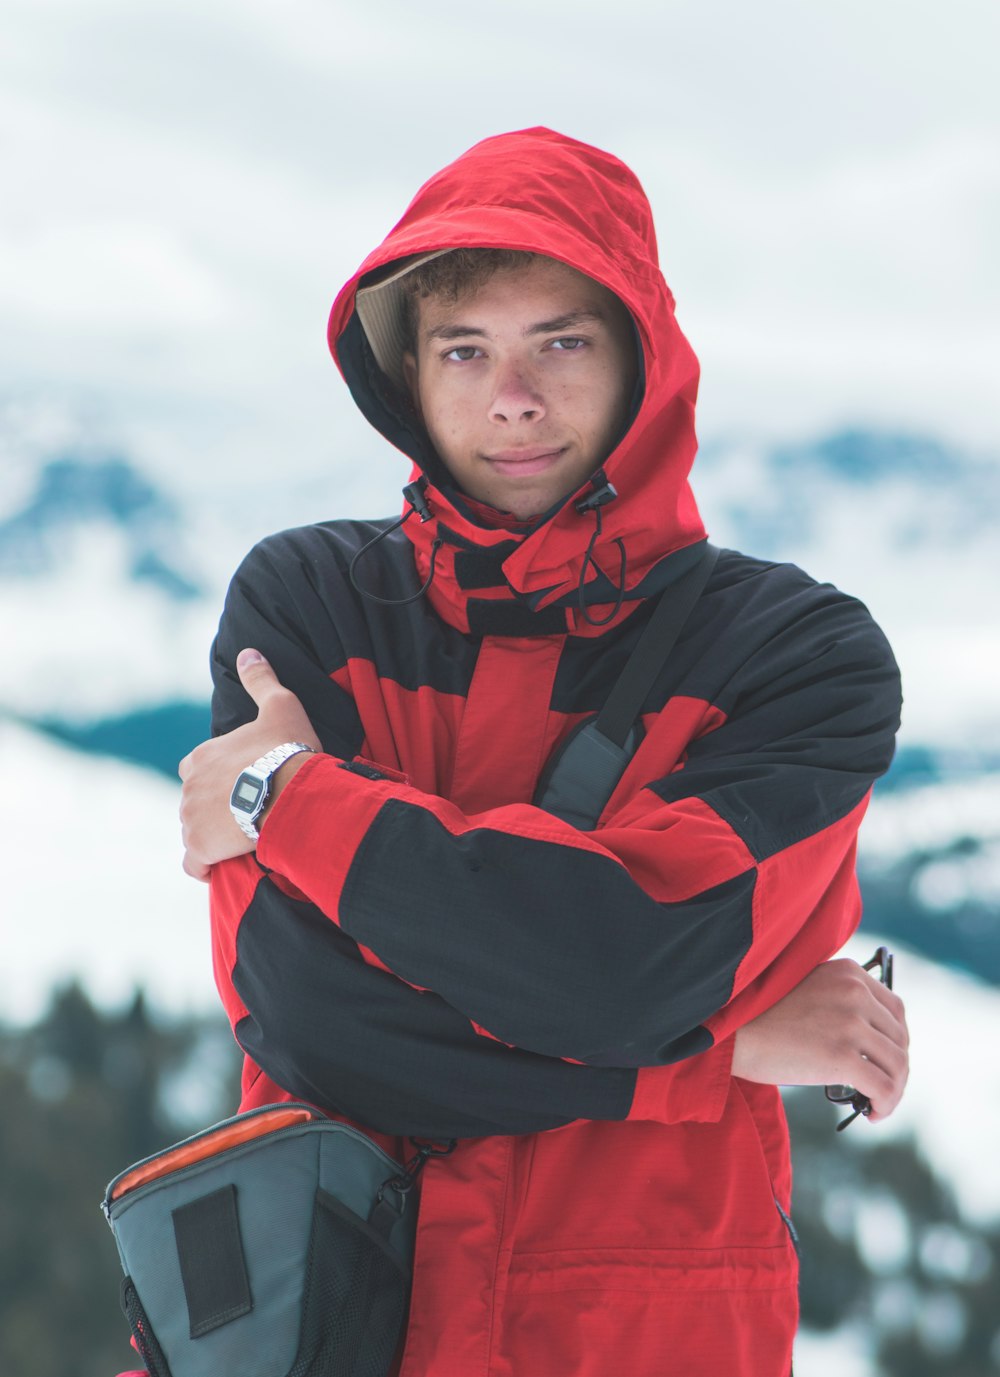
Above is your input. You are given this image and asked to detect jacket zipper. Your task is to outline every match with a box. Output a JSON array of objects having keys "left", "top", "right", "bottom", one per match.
[{"left": 774, "top": 1197, "right": 801, "bottom": 1258}]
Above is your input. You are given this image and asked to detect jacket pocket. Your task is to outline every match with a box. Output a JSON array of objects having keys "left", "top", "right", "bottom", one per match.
[{"left": 730, "top": 1077, "right": 799, "bottom": 1253}]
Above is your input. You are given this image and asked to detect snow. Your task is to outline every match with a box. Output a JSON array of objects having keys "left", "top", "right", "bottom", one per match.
[
  {"left": 860, "top": 776, "right": 1000, "bottom": 911},
  {"left": 1, "top": 720, "right": 217, "bottom": 1024},
  {"left": 0, "top": 527, "right": 219, "bottom": 718},
  {"left": 794, "top": 1325, "right": 879, "bottom": 1377},
  {"left": 862, "top": 775, "right": 1000, "bottom": 861},
  {"left": 695, "top": 437, "right": 1000, "bottom": 749}
]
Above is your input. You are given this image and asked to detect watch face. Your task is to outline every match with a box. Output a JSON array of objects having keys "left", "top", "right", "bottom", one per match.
[{"left": 231, "top": 771, "right": 265, "bottom": 817}]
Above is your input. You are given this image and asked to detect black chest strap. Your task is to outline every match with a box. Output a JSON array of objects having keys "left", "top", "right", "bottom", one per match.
[
  {"left": 533, "top": 544, "right": 719, "bottom": 829},
  {"left": 594, "top": 543, "right": 719, "bottom": 748}
]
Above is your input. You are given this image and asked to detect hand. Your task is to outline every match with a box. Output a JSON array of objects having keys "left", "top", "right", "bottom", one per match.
[
  {"left": 179, "top": 649, "right": 322, "bottom": 882},
  {"left": 731, "top": 958, "right": 909, "bottom": 1122}
]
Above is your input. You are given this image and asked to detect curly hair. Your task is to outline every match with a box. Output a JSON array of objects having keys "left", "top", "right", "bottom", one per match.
[{"left": 401, "top": 249, "right": 537, "bottom": 351}]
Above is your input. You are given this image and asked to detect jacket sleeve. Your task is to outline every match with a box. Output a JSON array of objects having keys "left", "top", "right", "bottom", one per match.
[
  {"left": 212, "top": 852, "right": 735, "bottom": 1137},
  {"left": 244, "top": 556, "right": 901, "bottom": 1072}
]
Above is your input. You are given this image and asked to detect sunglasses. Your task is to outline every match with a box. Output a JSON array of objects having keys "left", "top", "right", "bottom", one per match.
[{"left": 824, "top": 946, "right": 895, "bottom": 1132}]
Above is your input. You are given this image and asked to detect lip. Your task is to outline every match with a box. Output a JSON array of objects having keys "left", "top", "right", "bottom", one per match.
[{"left": 484, "top": 446, "right": 566, "bottom": 476}]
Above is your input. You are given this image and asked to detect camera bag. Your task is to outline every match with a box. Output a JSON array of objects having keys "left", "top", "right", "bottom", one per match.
[{"left": 102, "top": 1102, "right": 423, "bottom": 1377}]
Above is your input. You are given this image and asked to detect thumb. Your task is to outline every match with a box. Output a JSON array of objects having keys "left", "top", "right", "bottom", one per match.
[{"left": 236, "top": 647, "right": 281, "bottom": 704}]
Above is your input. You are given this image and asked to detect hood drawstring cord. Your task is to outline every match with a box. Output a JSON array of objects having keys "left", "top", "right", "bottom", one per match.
[
  {"left": 575, "top": 477, "right": 628, "bottom": 627},
  {"left": 349, "top": 477, "right": 444, "bottom": 607},
  {"left": 352, "top": 472, "right": 628, "bottom": 622}
]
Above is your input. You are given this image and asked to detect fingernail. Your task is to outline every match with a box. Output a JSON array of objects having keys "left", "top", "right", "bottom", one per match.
[{"left": 237, "top": 648, "right": 264, "bottom": 669}]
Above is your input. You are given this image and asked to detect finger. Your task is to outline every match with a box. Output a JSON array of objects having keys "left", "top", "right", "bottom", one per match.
[
  {"left": 823, "top": 1003, "right": 907, "bottom": 1090},
  {"left": 841, "top": 1029, "right": 909, "bottom": 1118},
  {"left": 182, "top": 850, "right": 212, "bottom": 883},
  {"left": 866, "top": 980, "right": 909, "bottom": 1046},
  {"left": 880, "top": 1005, "right": 909, "bottom": 1058},
  {"left": 859, "top": 989, "right": 909, "bottom": 1057},
  {"left": 178, "top": 751, "right": 192, "bottom": 780},
  {"left": 837, "top": 991, "right": 909, "bottom": 1079},
  {"left": 859, "top": 1022, "right": 909, "bottom": 1089},
  {"left": 833, "top": 959, "right": 908, "bottom": 1048},
  {"left": 236, "top": 648, "right": 283, "bottom": 707},
  {"left": 865, "top": 1066, "right": 909, "bottom": 1122}
]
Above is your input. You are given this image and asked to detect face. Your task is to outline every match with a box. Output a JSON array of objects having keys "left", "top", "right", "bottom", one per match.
[{"left": 402, "top": 257, "right": 637, "bottom": 521}]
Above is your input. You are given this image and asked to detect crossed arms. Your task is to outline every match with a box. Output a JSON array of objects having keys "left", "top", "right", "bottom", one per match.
[{"left": 180, "top": 644, "right": 908, "bottom": 1132}]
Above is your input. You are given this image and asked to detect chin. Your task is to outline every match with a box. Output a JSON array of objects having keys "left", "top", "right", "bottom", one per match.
[{"left": 499, "top": 493, "right": 552, "bottom": 521}]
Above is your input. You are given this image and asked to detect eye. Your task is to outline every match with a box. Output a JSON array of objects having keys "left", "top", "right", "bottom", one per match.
[
  {"left": 443, "top": 345, "right": 482, "bottom": 362},
  {"left": 549, "top": 336, "right": 587, "bottom": 351}
]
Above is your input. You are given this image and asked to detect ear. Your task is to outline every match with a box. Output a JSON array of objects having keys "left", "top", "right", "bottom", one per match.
[{"left": 402, "top": 350, "right": 421, "bottom": 415}]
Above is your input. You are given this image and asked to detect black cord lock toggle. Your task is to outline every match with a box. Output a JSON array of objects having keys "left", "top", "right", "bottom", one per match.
[
  {"left": 403, "top": 477, "right": 433, "bottom": 522},
  {"left": 575, "top": 473, "right": 619, "bottom": 514}
]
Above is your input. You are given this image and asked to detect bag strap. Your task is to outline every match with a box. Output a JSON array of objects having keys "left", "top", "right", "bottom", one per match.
[{"left": 594, "top": 543, "right": 720, "bottom": 748}]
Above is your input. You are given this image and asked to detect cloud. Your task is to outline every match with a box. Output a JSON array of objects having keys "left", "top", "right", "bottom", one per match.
[
  {"left": 0, "top": 0, "right": 997, "bottom": 473},
  {"left": 0, "top": 220, "right": 230, "bottom": 329}
]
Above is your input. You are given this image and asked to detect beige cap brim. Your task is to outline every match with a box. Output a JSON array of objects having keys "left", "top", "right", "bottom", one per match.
[{"left": 354, "top": 249, "right": 452, "bottom": 391}]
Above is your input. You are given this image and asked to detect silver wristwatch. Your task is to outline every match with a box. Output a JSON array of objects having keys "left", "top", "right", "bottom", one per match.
[{"left": 229, "top": 742, "right": 316, "bottom": 842}]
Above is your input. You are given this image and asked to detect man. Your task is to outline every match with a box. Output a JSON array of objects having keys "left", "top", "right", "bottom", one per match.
[{"left": 179, "top": 128, "right": 908, "bottom": 1375}]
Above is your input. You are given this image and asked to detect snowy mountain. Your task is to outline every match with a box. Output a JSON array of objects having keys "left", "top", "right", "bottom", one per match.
[
  {"left": 857, "top": 767, "right": 1000, "bottom": 985},
  {"left": 3, "top": 419, "right": 997, "bottom": 736},
  {"left": 697, "top": 428, "right": 999, "bottom": 558},
  {"left": 695, "top": 428, "right": 1000, "bottom": 747},
  {"left": 0, "top": 447, "right": 220, "bottom": 719},
  {"left": 863, "top": 772, "right": 1000, "bottom": 911},
  {"left": 0, "top": 453, "right": 202, "bottom": 599}
]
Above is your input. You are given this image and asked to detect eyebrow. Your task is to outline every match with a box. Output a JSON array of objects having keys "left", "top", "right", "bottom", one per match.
[{"left": 424, "top": 308, "right": 606, "bottom": 342}]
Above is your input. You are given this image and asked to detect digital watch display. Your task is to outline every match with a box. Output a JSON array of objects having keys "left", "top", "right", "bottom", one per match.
[
  {"left": 232, "top": 771, "right": 267, "bottom": 815},
  {"left": 228, "top": 743, "right": 316, "bottom": 842}
]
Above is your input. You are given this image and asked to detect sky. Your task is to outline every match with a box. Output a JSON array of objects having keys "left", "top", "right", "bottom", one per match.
[{"left": 1, "top": 0, "right": 998, "bottom": 521}]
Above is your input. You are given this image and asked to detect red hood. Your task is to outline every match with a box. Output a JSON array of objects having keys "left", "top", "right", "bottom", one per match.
[{"left": 328, "top": 127, "right": 706, "bottom": 635}]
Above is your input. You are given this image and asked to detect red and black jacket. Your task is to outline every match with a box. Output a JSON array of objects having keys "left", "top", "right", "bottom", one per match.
[{"left": 208, "top": 128, "right": 901, "bottom": 1145}]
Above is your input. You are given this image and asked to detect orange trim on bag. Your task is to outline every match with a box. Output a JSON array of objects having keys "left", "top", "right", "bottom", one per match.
[{"left": 110, "top": 1107, "right": 317, "bottom": 1201}]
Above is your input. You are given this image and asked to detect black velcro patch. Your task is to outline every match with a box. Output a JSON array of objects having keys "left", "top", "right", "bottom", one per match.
[
  {"left": 467, "top": 599, "right": 567, "bottom": 636},
  {"left": 172, "top": 1185, "right": 253, "bottom": 1338},
  {"left": 453, "top": 543, "right": 519, "bottom": 589}
]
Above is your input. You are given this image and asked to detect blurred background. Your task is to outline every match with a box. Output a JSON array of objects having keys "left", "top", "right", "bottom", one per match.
[{"left": 1, "top": 1, "right": 998, "bottom": 1373}]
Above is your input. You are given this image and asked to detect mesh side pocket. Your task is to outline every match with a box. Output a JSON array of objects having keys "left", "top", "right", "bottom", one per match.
[
  {"left": 120, "top": 1275, "right": 174, "bottom": 1377},
  {"left": 287, "top": 1187, "right": 411, "bottom": 1377}
]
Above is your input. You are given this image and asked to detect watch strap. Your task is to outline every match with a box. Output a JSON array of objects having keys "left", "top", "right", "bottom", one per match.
[{"left": 250, "top": 741, "right": 316, "bottom": 778}]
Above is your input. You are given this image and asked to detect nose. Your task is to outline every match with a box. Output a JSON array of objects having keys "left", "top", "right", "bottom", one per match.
[{"left": 488, "top": 365, "right": 546, "bottom": 425}]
